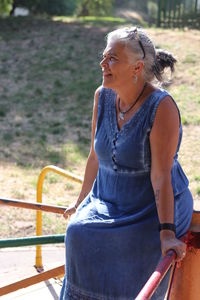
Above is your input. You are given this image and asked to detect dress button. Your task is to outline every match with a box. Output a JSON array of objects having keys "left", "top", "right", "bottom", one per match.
[
  {"left": 112, "top": 155, "right": 116, "bottom": 163},
  {"left": 113, "top": 165, "right": 117, "bottom": 171}
]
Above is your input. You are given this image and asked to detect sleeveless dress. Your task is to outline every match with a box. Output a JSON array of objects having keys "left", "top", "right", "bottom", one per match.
[{"left": 60, "top": 88, "right": 193, "bottom": 300}]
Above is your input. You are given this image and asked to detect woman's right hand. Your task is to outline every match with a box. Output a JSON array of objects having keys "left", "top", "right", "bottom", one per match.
[
  {"left": 63, "top": 204, "right": 77, "bottom": 219},
  {"left": 160, "top": 231, "right": 186, "bottom": 261}
]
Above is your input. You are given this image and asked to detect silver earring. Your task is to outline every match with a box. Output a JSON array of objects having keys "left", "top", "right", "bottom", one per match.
[{"left": 133, "top": 75, "right": 138, "bottom": 84}]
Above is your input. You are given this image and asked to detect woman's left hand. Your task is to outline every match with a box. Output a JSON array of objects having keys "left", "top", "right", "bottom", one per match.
[
  {"left": 63, "top": 204, "right": 77, "bottom": 219},
  {"left": 161, "top": 235, "right": 186, "bottom": 261}
]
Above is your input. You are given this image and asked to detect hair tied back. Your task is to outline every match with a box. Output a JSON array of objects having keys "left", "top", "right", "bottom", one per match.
[{"left": 153, "top": 48, "right": 177, "bottom": 83}]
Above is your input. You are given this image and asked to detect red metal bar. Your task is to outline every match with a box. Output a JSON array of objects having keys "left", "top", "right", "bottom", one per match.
[
  {"left": 0, "top": 197, "right": 67, "bottom": 214},
  {"left": 0, "top": 265, "right": 65, "bottom": 296},
  {"left": 135, "top": 250, "right": 176, "bottom": 300}
]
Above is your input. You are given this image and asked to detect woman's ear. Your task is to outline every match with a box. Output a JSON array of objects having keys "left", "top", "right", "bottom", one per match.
[{"left": 133, "top": 61, "right": 144, "bottom": 76}]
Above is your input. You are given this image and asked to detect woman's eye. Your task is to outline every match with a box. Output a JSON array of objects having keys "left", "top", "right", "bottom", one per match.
[{"left": 100, "top": 55, "right": 116, "bottom": 62}]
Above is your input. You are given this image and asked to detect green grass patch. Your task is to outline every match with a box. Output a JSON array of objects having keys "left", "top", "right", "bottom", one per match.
[
  {"left": 194, "top": 175, "right": 200, "bottom": 182},
  {"left": 170, "top": 85, "right": 200, "bottom": 125},
  {"left": 197, "top": 186, "right": 200, "bottom": 196},
  {"left": 183, "top": 54, "right": 197, "bottom": 64},
  {"left": 52, "top": 15, "right": 129, "bottom": 26}
]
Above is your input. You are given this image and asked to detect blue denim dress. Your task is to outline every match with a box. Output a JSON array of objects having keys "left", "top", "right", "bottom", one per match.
[{"left": 60, "top": 88, "right": 193, "bottom": 300}]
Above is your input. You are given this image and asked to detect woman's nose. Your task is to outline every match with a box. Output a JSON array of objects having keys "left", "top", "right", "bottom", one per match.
[{"left": 100, "top": 57, "right": 107, "bottom": 68}]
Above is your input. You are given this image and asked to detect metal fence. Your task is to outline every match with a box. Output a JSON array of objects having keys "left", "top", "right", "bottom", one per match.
[{"left": 157, "top": 0, "right": 200, "bottom": 28}]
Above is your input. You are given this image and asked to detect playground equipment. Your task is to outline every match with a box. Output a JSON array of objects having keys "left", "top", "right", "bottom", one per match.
[
  {"left": 0, "top": 165, "right": 200, "bottom": 298},
  {"left": 0, "top": 165, "right": 83, "bottom": 297},
  {"left": 135, "top": 250, "right": 176, "bottom": 299},
  {"left": 167, "top": 212, "right": 200, "bottom": 299},
  {"left": 35, "top": 165, "right": 83, "bottom": 269},
  {"left": 135, "top": 211, "right": 200, "bottom": 299}
]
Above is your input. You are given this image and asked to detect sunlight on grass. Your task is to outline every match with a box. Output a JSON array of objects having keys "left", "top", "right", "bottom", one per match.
[
  {"left": 64, "top": 142, "right": 88, "bottom": 168},
  {"left": 171, "top": 85, "right": 200, "bottom": 125},
  {"left": 52, "top": 15, "right": 128, "bottom": 25}
]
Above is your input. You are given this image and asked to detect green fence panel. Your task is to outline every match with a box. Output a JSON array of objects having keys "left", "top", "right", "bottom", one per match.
[
  {"left": 157, "top": 0, "right": 200, "bottom": 28},
  {"left": 0, "top": 234, "right": 65, "bottom": 248}
]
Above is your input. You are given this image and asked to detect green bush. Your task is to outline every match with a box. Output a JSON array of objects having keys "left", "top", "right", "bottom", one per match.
[
  {"left": 0, "top": 0, "right": 13, "bottom": 15},
  {"left": 148, "top": 1, "right": 158, "bottom": 20},
  {"left": 13, "top": 0, "right": 78, "bottom": 16},
  {"left": 77, "top": 0, "right": 114, "bottom": 16}
]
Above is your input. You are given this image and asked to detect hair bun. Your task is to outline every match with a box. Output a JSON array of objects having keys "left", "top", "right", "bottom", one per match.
[
  {"left": 156, "top": 49, "right": 177, "bottom": 72},
  {"left": 152, "top": 49, "right": 177, "bottom": 83}
]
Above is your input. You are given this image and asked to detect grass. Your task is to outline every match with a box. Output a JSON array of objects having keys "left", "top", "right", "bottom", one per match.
[
  {"left": 52, "top": 15, "right": 130, "bottom": 26},
  {"left": 0, "top": 16, "right": 200, "bottom": 238}
]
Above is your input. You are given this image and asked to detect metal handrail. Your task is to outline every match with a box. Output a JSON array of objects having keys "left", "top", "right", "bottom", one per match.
[
  {"left": 36, "top": 165, "right": 83, "bottom": 269},
  {"left": 0, "top": 198, "right": 67, "bottom": 214},
  {"left": 0, "top": 234, "right": 65, "bottom": 248},
  {"left": 0, "top": 198, "right": 68, "bottom": 296},
  {"left": 135, "top": 250, "right": 176, "bottom": 300},
  {"left": 0, "top": 265, "right": 65, "bottom": 296}
]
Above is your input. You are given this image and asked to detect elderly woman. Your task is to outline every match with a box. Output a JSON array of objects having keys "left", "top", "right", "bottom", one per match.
[{"left": 60, "top": 27, "right": 193, "bottom": 299}]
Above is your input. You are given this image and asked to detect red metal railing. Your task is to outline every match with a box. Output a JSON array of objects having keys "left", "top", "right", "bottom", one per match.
[{"left": 135, "top": 250, "right": 176, "bottom": 300}]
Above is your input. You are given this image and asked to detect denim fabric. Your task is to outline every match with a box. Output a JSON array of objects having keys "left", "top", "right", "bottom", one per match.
[{"left": 60, "top": 88, "right": 193, "bottom": 300}]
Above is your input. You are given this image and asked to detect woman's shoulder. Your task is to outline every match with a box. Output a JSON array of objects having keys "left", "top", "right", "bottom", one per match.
[
  {"left": 97, "top": 86, "right": 116, "bottom": 95},
  {"left": 94, "top": 86, "right": 116, "bottom": 105},
  {"left": 151, "top": 87, "right": 177, "bottom": 108},
  {"left": 150, "top": 86, "right": 170, "bottom": 100},
  {"left": 148, "top": 87, "right": 180, "bottom": 128},
  {"left": 94, "top": 85, "right": 103, "bottom": 98},
  {"left": 147, "top": 87, "right": 175, "bottom": 111}
]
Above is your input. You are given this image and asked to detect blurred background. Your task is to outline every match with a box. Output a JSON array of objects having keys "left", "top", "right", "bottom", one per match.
[{"left": 0, "top": 0, "right": 200, "bottom": 238}]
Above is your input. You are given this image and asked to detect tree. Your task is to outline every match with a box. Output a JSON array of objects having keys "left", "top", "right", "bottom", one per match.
[
  {"left": 0, "top": 0, "right": 13, "bottom": 15},
  {"left": 77, "top": 0, "right": 114, "bottom": 16},
  {"left": 8, "top": 0, "right": 78, "bottom": 16}
]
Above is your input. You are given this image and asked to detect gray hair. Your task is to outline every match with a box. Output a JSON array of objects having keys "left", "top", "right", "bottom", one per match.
[{"left": 106, "top": 27, "right": 177, "bottom": 84}]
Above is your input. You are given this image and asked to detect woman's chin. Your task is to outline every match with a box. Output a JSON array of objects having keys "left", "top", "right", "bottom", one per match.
[{"left": 102, "top": 79, "right": 114, "bottom": 89}]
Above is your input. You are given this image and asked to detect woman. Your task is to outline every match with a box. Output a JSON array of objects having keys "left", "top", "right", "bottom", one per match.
[{"left": 60, "top": 27, "right": 193, "bottom": 299}]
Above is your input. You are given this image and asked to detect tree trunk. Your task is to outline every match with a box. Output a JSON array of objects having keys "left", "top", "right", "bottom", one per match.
[{"left": 10, "top": 0, "right": 17, "bottom": 16}]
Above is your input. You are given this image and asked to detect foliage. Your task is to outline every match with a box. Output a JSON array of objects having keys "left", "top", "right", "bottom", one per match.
[
  {"left": 0, "top": 0, "right": 114, "bottom": 16},
  {"left": 0, "top": 0, "right": 13, "bottom": 15},
  {"left": 147, "top": 1, "right": 158, "bottom": 20},
  {"left": 13, "top": 0, "right": 78, "bottom": 16},
  {"left": 77, "top": 0, "right": 114, "bottom": 16}
]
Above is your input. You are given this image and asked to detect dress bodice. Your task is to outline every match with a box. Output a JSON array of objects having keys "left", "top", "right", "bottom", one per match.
[{"left": 94, "top": 87, "right": 188, "bottom": 204}]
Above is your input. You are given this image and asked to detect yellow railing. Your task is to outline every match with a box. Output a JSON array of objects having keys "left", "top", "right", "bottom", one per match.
[{"left": 36, "top": 165, "right": 83, "bottom": 269}]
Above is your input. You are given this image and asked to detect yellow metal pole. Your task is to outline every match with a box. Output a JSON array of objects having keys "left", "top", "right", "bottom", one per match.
[{"left": 35, "top": 165, "right": 83, "bottom": 270}]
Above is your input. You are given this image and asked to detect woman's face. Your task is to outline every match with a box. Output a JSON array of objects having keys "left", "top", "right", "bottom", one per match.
[{"left": 100, "top": 41, "right": 135, "bottom": 90}]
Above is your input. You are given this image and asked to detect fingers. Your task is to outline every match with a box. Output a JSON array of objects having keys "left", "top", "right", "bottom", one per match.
[
  {"left": 63, "top": 206, "right": 76, "bottom": 219},
  {"left": 175, "top": 242, "right": 187, "bottom": 261},
  {"left": 63, "top": 211, "right": 70, "bottom": 219},
  {"left": 63, "top": 209, "right": 72, "bottom": 219},
  {"left": 166, "top": 246, "right": 186, "bottom": 261},
  {"left": 162, "top": 239, "right": 187, "bottom": 261},
  {"left": 175, "top": 248, "right": 186, "bottom": 261}
]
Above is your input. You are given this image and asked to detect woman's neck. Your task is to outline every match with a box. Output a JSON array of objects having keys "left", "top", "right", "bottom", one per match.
[{"left": 116, "top": 80, "right": 147, "bottom": 108}]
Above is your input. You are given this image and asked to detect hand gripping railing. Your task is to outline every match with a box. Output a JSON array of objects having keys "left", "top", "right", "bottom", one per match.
[
  {"left": 36, "top": 165, "right": 83, "bottom": 269},
  {"left": 135, "top": 250, "right": 176, "bottom": 300}
]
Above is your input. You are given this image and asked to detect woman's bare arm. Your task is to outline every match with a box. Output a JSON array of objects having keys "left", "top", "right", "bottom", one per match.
[
  {"left": 63, "top": 86, "right": 101, "bottom": 218},
  {"left": 150, "top": 96, "right": 186, "bottom": 260}
]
